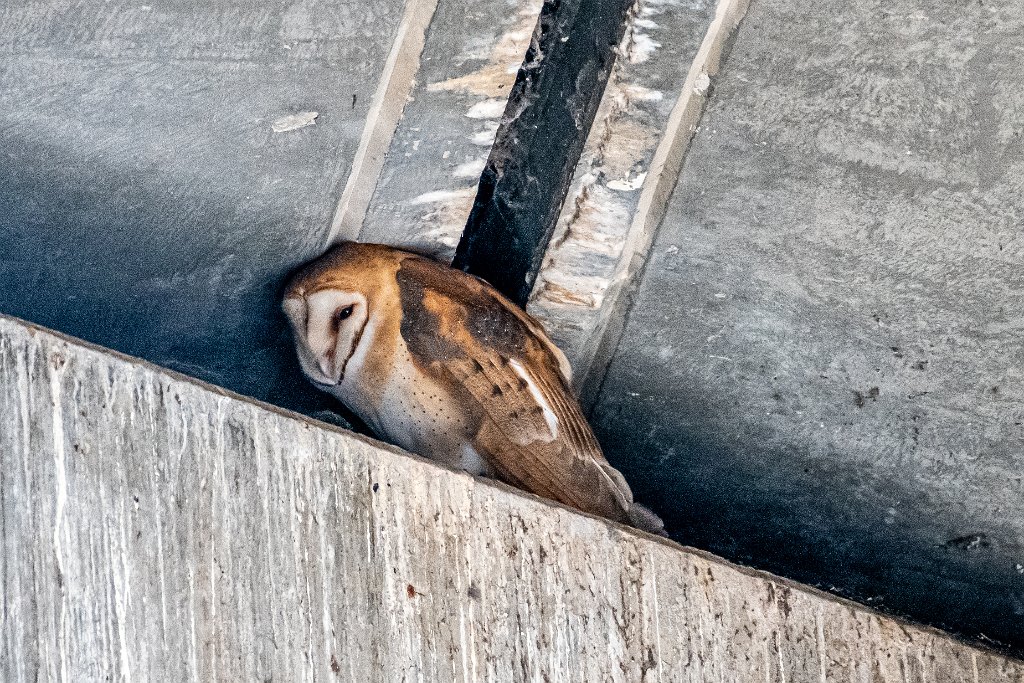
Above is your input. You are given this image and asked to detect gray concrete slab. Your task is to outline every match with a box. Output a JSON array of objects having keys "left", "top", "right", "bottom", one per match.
[
  {"left": 591, "top": 0, "right": 1024, "bottom": 650},
  {"left": 0, "top": 0, "right": 404, "bottom": 413},
  {"left": 3, "top": 314, "right": 1022, "bottom": 681}
]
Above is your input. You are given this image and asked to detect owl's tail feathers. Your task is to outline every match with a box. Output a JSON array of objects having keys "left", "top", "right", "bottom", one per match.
[
  {"left": 594, "top": 460, "right": 668, "bottom": 537},
  {"left": 627, "top": 503, "right": 668, "bottom": 537}
]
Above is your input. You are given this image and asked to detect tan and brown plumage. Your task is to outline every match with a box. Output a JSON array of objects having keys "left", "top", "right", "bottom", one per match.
[{"left": 282, "top": 241, "right": 664, "bottom": 534}]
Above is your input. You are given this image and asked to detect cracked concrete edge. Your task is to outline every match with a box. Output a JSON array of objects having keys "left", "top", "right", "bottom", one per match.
[
  {"left": 529, "top": 0, "right": 751, "bottom": 401},
  {"left": 326, "top": 0, "right": 441, "bottom": 246},
  {"left": 2, "top": 313, "right": 1023, "bottom": 680}
]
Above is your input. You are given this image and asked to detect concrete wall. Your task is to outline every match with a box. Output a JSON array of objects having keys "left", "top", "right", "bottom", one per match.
[
  {"left": 2, "top": 314, "right": 1021, "bottom": 681},
  {"left": 0, "top": 0, "right": 537, "bottom": 418},
  {"left": 543, "top": 0, "right": 1024, "bottom": 653},
  {"left": 4, "top": 0, "right": 1023, "bottom": 662}
]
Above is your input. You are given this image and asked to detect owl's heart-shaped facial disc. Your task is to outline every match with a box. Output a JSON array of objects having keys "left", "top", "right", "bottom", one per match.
[{"left": 283, "top": 289, "right": 368, "bottom": 386}]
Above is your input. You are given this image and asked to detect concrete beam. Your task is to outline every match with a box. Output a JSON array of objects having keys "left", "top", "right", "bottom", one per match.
[
  {"left": 343, "top": 0, "right": 545, "bottom": 259},
  {"left": 1, "top": 314, "right": 1020, "bottom": 681},
  {"left": 581, "top": 0, "right": 1024, "bottom": 653},
  {"left": 528, "top": 0, "right": 750, "bottom": 396}
]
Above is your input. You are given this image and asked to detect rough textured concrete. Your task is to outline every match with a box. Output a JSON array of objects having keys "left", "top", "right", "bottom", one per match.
[
  {"left": 0, "top": 0, "right": 542, "bottom": 418},
  {"left": 591, "top": 0, "right": 1024, "bottom": 653},
  {"left": 2, "top": 314, "right": 1022, "bottom": 681},
  {"left": 360, "top": 0, "right": 544, "bottom": 259},
  {"left": 529, "top": 0, "right": 721, "bottom": 386},
  {"left": 0, "top": 0, "right": 406, "bottom": 417}
]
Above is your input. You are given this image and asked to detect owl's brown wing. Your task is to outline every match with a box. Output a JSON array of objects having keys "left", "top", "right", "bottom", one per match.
[{"left": 395, "top": 255, "right": 636, "bottom": 523}]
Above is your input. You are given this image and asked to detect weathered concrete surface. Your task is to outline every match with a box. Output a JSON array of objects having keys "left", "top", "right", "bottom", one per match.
[
  {"left": 0, "top": 0, "right": 542, "bottom": 417},
  {"left": 2, "top": 315, "right": 1022, "bottom": 681},
  {"left": 591, "top": 0, "right": 1024, "bottom": 653},
  {"left": 359, "top": 0, "right": 544, "bottom": 259},
  {"left": 0, "top": 0, "right": 407, "bottom": 417},
  {"left": 529, "top": 0, "right": 720, "bottom": 383}
]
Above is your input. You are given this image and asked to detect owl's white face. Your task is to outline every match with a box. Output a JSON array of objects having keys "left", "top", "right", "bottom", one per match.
[{"left": 282, "top": 289, "right": 370, "bottom": 387}]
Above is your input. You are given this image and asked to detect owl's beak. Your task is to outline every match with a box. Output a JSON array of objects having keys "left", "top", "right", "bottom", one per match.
[
  {"left": 317, "top": 357, "right": 336, "bottom": 382},
  {"left": 283, "top": 294, "right": 340, "bottom": 386}
]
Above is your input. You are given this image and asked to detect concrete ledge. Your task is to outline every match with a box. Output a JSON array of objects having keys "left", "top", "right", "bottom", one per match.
[{"left": 0, "top": 314, "right": 1019, "bottom": 681}]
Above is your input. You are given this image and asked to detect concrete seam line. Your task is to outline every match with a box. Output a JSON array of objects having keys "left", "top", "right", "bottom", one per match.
[
  {"left": 578, "top": 0, "right": 752, "bottom": 397},
  {"left": 325, "top": 0, "right": 441, "bottom": 248}
]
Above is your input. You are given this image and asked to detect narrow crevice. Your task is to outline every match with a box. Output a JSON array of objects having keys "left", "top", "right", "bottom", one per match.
[{"left": 452, "top": 0, "right": 635, "bottom": 307}]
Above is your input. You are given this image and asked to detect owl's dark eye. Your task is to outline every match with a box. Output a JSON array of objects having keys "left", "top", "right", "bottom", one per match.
[{"left": 336, "top": 305, "right": 354, "bottom": 322}]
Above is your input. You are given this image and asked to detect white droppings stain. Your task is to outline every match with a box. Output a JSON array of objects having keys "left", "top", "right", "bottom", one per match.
[
  {"left": 427, "top": 3, "right": 542, "bottom": 98},
  {"left": 410, "top": 184, "right": 480, "bottom": 258},
  {"left": 420, "top": 224, "right": 463, "bottom": 252},
  {"left": 442, "top": 150, "right": 451, "bottom": 159},
  {"left": 465, "top": 99, "right": 506, "bottom": 119},
  {"left": 634, "top": 18, "right": 659, "bottom": 29},
  {"left": 606, "top": 172, "right": 648, "bottom": 192},
  {"left": 409, "top": 187, "right": 477, "bottom": 206},
  {"left": 453, "top": 158, "right": 487, "bottom": 178},
  {"left": 508, "top": 359, "right": 559, "bottom": 441},
  {"left": 621, "top": 84, "right": 664, "bottom": 102},
  {"left": 412, "top": 139, "right": 421, "bottom": 151},
  {"left": 471, "top": 121, "right": 501, "bottom": 146},
  {"left": 628, "top": 33, "right": 661, "bottom": 63},
  {"left": 271, "top": 111, "right": 318, "bottom": 133}
]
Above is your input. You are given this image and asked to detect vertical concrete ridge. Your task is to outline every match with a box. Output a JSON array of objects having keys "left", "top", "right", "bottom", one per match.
[
  {"left": 580, "top": 0, "right": 750, "bottom": 400},
  {"left": 358, "top": 0, "right": 545, "bottom": 260},
  {"left": 326, "top": 0, "right": 441, "bottom": 246},
  {"left": 2, "top": 313, "right": 1022, "bottom": 680},
  {"left": 528, "top": 0, "right": 751, "bottom": 401}
]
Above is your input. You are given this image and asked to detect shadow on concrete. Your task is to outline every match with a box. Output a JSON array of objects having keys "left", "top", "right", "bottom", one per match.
[
  {"left": 594, "top": 389, "right": 1024, "bottom": 655},
  {"left": 0, "top": 131, "right": 357, "bottom": 425}
]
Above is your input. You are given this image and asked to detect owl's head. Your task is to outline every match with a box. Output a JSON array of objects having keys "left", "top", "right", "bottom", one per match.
[{"left": 282, "top": 242, "right": 397, "bottom": 387}]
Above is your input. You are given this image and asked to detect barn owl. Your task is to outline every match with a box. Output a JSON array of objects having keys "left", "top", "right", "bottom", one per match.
[{"left": 282, "top": 242, "right": 664, "bottom": 535}]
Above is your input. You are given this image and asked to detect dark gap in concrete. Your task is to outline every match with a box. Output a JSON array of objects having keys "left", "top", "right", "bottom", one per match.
[{"left": 452, "top": 0, "right": 634, "bottom": 306}]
